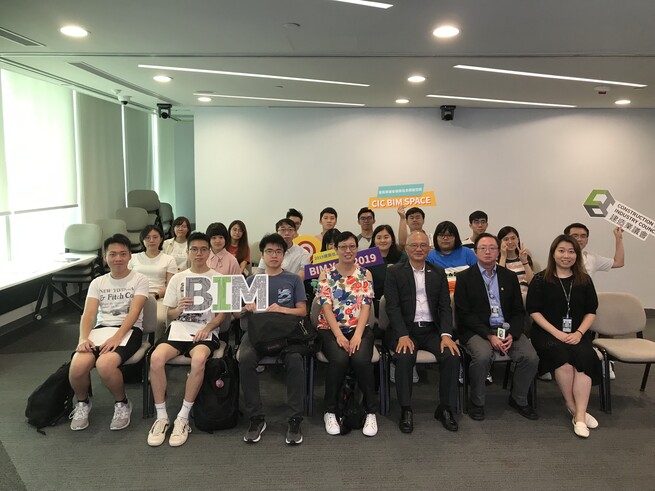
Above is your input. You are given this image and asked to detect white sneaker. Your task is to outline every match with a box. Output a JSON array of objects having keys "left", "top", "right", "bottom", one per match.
[
  {"left": 609, "top": 362, "right": 616, "bottom": 380},
  {"left": 110, "top": 400, "right": 132, "bottom": 430},
  {"left": 256, "top": 365, "right": 266, "bottom": 373},
  {"left": 324, "top": 412, "right": 340, "bottom": 435},
  {"left": 485, "top": 372, "right": 493, "bottom": 384},
  {"left": 147, "top": 418, "right": 170, "bottom": 447},
  {"left": 538, "top": 372, "right": 553, "bottom": 381},
  {"left": 390, "top": 363, "right": 396, "bottom": 384},
  {"left": 362, "top": 413, "right": 378, "bottom": 437},
  {"left": 69, "top": 401, "right": 92, "bottom": 431},
  {"left": 169, "top": 417, "right": 191, "bottom": 447},
  {"left": 412, "top": 366, "right": 420, "bottom": 384}
]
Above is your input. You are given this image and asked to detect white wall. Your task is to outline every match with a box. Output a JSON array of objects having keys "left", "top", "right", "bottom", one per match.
[{"left": 194, "top": 107, "right": 655, "bottom": 307}]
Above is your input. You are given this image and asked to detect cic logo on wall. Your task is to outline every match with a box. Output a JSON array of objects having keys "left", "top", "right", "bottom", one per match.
[
  {"left": 368, "top": 183, "right": 436, "bottom": 210},
  {"left": 583, "top": 189, "right": 654, "bottom": 241}
]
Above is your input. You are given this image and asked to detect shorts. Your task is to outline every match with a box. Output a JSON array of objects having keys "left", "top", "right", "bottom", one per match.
[
  {"left": 90, "top": 326, "right": 143, "bottom": 364},
  {"left": 156, "top": 334, "right": 220, "bottom": 357}
]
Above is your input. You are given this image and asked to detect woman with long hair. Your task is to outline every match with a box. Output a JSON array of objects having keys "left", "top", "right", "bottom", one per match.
[
  {"left": 227, "top": 220, "right": 250, "bottom": 274},
  {"left": 497, "top": 226, "right": 535, "bottom": 293},
  {"left": 163, "top": 216, "right": 191, "bottom": 271}
]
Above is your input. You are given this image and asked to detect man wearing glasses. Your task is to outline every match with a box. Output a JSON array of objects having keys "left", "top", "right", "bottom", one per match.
[
  {"left": 454, "top": 233, "right": 539, "bottom": 422},
  {"left": 147, "top": 232, "right": 227, "bottom": 447},
  {"left": 255, "top": 218, "right": 310, "bottom": 280},
  {"left": 240, "top": 233, "right": 308, "bottom": 445},
  {"left": 385, "top": 231, "right": 461, "bottom": 433},
  {"left": 356, "top": 207, "right": 376, "bottom": 251},
  {"left": 462, "top": 210, "right": 489, "bottom": 249}
]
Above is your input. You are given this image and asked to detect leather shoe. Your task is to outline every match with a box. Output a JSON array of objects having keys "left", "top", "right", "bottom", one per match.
[
  {"left": 508, "top": 396, "right": 539, "bottom": 420},
  {"left": 399, "top": 409, "right": 413, "bottom": 433},
  {"left": 468, "top": 403, "right": 485, "bottom": 421},
  {"left": 434, "top": 406, "right": 458, "bottom": 432}
]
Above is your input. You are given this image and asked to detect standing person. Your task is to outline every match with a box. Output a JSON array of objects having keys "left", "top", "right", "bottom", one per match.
[
  {"left": 367, "top": 224, "right": 406, "bottom": 313},
  {"left": 255, "top": 218, "right": 310, "bottom": 279},
  {"left": 205, "top": 222, "right": 241, "bottom": 275},
  {"left": 384, "top": 230, "right": 461, "bottom": 433},
  {"left": 497, "top": 226, "right": 535, "bottom": 293},
  {"left": 397, "top": 206, "right": 432, "bottom": 250},
  {"left": 455, "top": 233, "right": 539, "bottom": 421},
  {"left": 129, "top": 224, "right": 177, "bottom": 339},
  {"left": 356, "top": 207, "right": 376, "bottom": 251},
  {"left": 317, "top": 232, "right": 378, "bottom": 437},
  {"left": 227, "top": 219, "right": 250, "bottom": 275},
  {"left": 147, "top": 232, "right": 226, "bottom": 447},
  {"left": 314, "top": 207, "right": 338, "bottom": 242},
  {"left": 427, "top": 221, "right": 477, "bottom": 293},
  {"left": 286, "top": 208, "right": 304, "bottom": 238},
  {"left": 163, "top": 216, "right": 192, "bottom": 271},
  {"left": 462, "top": 210, "right": 489, "bottom": 249},
  {"left": 527, "top": 234, "right": 601, "bottom": 438},
  {"left": 565, "top": 222, "right": 624, "bottom": 379},
  {"left": 239, "top": 233, "right": 308, "bottom": 445},
  {"left": 68, "top": 234, "right": 149, "bottom": 432}
]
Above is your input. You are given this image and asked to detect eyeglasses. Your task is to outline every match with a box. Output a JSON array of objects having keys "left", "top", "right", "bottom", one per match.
[
  {"left": 570, "top": 234, "right": 588, "bottom": 240},
  {"left": 277, "top": 228, "right": 295, "bottom": 233},
  {"left": 337, "top": 245, "right": 357, "bottom": 251},
  {"left": 231, "top": 228, "right": 243, "bottom": 234},
  {"left": 359, "top": 216, "right": 374, "bottom": 222},
  {"left": 472, "top": 219, "right": 487, "bottom": 225},
  {"left": 264, "top": 248, "right": 284, "bottom": 256},
  {"left": 406, "top": 243, "right": 430, "bottom": 250},
  {"left": 476, "top": 247, "right": 499, "bottom": 253},
  {"left": 144, "top": 235, "right": 160, "bottom": 241},
  {"left": 437, "top": 234, "right": 454, "bottom": 239},
  {"left": 188, "top": 247, "right": 210, "bottom": 253}
]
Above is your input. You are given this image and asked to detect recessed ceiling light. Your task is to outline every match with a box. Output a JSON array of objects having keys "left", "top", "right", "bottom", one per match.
[
  {"left": 615, "top": 99, "right": 631, "bottom": 105},
  {"left": 407, "top": 75, "right": 426, "bottom": 83},
  {"left": 427, "top": 94, "right": 575, "bottom": 108},
  {"left": 329, "top": 0, "right": 393, "bottom": 9},
  {"left": 153, "top": 75, "right": 172, "bottom": 83},
  {"left": 454, "top": 65, "right": 647, "bottom": 88},
  {"left": 432, "top": 25, "right": 459, "bottom": 38},
  {"left": 197, "top": 96, "right": 212, "bottom": 102},
  {"left": 140, "top": 64, "right": 369, "bottom": 87},
  {"left": 193, "top": 93, "right": 364, "bottom": 106},
  {"left": 60, "top": 25, "right": 89, "bottom": 38},
  {"left": 396, "top": 98, "right": 409, "bottom": 104}
]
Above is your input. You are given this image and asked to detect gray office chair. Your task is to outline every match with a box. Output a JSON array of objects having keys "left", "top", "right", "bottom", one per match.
[
  {"left": 159, "top": 202, "right": 174, "bottom": 238},
  {"left": 95, "top": 218, "right": 128, "bottom": 241},
  {"left": 116, "top": 207, "right": 152, "bottom": 252},
  {"left": 127, "top": 190, "right": 161, "bottom": 228}
]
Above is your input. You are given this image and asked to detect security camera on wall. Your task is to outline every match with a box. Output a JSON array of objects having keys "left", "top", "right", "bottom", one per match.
[
  {"left": 157, "top": 103, "right": 173, "bottom": 119},
  {"left": 440, "top": 105, "right": 456, "bottom": 121}
]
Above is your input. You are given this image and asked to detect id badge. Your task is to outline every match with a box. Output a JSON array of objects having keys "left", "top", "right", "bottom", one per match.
[
  {"left": 491, "top": 305, "right": 500, "bottom": 318},
  {"left": 562, "top": 317, "right": 572, "bottom": 333},
  {"left": 496, "top": 327, "right": 506, "bottom": 340}
]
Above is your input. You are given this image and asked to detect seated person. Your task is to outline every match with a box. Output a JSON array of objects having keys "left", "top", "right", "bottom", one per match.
[
  {"left": 367, "top": 224, "right": 406, "bottom": 315},
  {"left": 427, "top": 221, "right": 477, "bottom": 293},
  {"left": 163, "top": 216, "right": 192, "bottom": 271},
  {"left": 255, "top": 218, "right": 310, "bottom": 279},
  {"left": 398, "top": 206, "right": 433, "bottom": 250},
  {"left": 239, "top": 233, "right": 308, "bottom": 445},
  {"left": 317, "top": 232, "right": 378, "bottom": 437},
  {"left": 454, "top": 233, "right": 539, "bottom": 422},
  {"left": 227, "top": 219, "right": 251, "bottom": 275},
  {"left": 321, "top": 228, "right": 341, "bottom": 252},
  {"left": 206, "top": 222, "right": 241, "bottom": 275},
  {"left": 356, "top": 207, "right": 376, "bottom": 251},
  {"left": 129, "top": 224, "right": 177, "bottom": 339},
  {"left": 497, "top": 226, "right": 535, "bottom": 293},
  {"left": 147, "top": 232, "right": 226, "bottom": 448},
  {"left": 462, "top": 210, "right": 489, "bottom": 248},
  {"left": 314, "top": 207, "right": 338, "bottom": 242},
  {"left": 68, "top": 234, "right": 149, "bottom": 432}
]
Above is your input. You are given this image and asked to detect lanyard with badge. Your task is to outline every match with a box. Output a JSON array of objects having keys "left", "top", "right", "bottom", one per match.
[
  {"left": 558, "top": 276, "right": 573, "bottom": 333},
  {"left": 483, "top": 270, "right": 505, "bottom": 339}
]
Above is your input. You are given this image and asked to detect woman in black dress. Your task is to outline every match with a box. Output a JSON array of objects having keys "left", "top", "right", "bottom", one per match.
[{"left": 526, "top": 234, "right": 600, "bottom": 438}]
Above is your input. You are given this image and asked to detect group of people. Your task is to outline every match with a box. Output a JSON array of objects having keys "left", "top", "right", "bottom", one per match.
[{"left": 66, "top": 204, "right": 625, "bottom": 448}]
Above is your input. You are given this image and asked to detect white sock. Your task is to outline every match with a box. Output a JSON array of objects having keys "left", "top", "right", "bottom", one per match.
[
  {"left": 155, "top": 402, "right": 168, "bottom": 420},
  {"left": 177, "top": 400, "right": 194, "bottom": 420}
]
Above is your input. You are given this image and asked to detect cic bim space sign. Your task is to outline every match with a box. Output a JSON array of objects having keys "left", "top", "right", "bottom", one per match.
[
  {"left": 584, "top": 190, "right": 654, "bottom": 241},
  {"left": 181, "top": 275, "right": 268, "bottom": 314},
  {"left": 368, "top": 183, "right": 436, "bottom": 210}
]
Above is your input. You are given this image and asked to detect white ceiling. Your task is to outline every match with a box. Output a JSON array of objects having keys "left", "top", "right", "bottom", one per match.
[{"left": 1, "top": 0, "right": 654, "bottom": 115}]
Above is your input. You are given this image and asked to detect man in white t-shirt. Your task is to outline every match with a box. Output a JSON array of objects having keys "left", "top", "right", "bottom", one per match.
[
  {"left": 564, "top": 223, "right": 625, "bottom": 279},
  {"left": 255, "top": 218, "right": 310, "bottom": 280},
  {"left": 147, "top": 232, "right": 227, "bottom": 447},
  {"left": 68, "top": 234, "right": 149, "bottom": 432}
]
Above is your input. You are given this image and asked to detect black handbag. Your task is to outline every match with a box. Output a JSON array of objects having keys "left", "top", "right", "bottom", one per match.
[{"left": 246, "top": 312, "right": 317, "bottom": 356}]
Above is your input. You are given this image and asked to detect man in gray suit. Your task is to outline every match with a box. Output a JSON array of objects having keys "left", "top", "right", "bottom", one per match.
[{"left": 385, "top": 231, "right": 461, "bottom": 433}]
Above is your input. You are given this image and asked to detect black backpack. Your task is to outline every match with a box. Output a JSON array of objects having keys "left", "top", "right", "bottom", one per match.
[
  {"left": 337, "top": 376, "right": 365, "bottom": 435},
  {"left": 25, "top": 362, "right": 74, "bottom": 434},
  {"left": 193, "top": 347, "right": 239, "bottom": 432},
  {"left": 246, "top": 312, "right": 318, "bottom": 357}
]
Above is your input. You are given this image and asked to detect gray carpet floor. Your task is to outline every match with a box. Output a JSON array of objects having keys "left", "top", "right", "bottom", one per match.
[{"left": 1, "top": 308, "right": 654, "bottom": 491}]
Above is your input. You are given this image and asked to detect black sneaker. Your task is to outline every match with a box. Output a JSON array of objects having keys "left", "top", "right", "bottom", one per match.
[
  {"left": 244, "top": 416, "right": 266, "bottom": 443},
  {"left": 286, "top": 416, "right": 303, "bottom": 445}
]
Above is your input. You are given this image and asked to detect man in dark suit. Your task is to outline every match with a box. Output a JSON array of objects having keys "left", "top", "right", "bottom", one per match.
[
  {"left": 385, "top": 230, "right": 461, "bottom": 433},
  {"left": 454, "top": 233, "right": 539, "bottom": 421}
]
